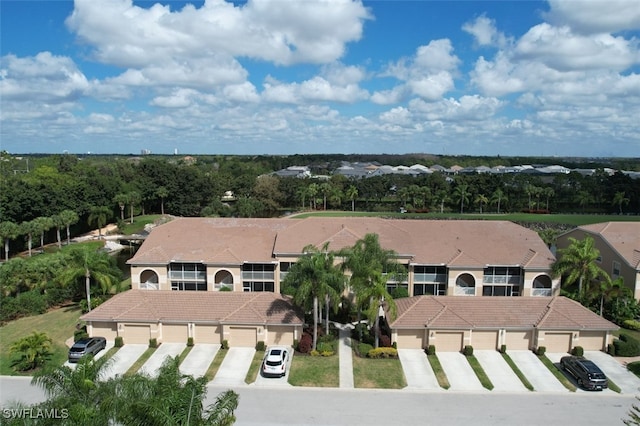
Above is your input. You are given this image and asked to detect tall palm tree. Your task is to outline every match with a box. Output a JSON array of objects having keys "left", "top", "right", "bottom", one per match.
[
  {"left": 591, "top": 277, "right": 630, "bottom": 317},
  {"left": 435, "top": 189, "right": 449, "bottom": 213},
  {"left": 88, "top": 206, "right": 112, "bottom": 239},
  {"left": 32, "top": 216, "right": 54, "bottom": 252},
  {"left": 51, "top": 214, "right": 65, "bottom": 248},
  {"left": 490, "top": 188, "right": 506, "bottom": 213},
  {"left": 452, "top": 183, "right": 470, "bottom": 213},
  {"left": 58, "top": 245, "right": 121, "bottom": 312},
  {"left": 0, "top": 220, "right": 20, "bottom": 261},
  {"left": 306, "top": 183, "right": 318, "bottom": 210},
  {"left": 156, "top": 186, "right": 169, "bottom": 215},
  {"left": 59, "top": 209, "right": 79, "bottom": 246},
  {"left": 113, "top": 193, "right": 129, "bottom": 221},
  {"left": 474, "top": 194, "right": 488, "bottom": 214},
  {"left": 612, "top": 191, "right": 630, "bottom": 214},
  {"left": 20, "top": 219, "right": 39, "bottom": 257},
  {"left": 127, "top": 191, "right": 141, "bottom": 224},
  {"left": 345, "top": 185, "right": 358, "bottom": 212},
  {"left": 282, "top": 242, "right": 344, "bottom": 351},
  {"left": 544, "top": 187, "right": 555, "bottom": 211},
  {"left": 319, "top": 182, "right": 332, "bottom": 210},
  {"left": 552, "top": 236, "right": 608, "bottom": 298}
]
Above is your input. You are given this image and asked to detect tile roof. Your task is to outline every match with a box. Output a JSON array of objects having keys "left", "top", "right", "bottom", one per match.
[
  {"left": 577, "top": 222, "right": 640, "bottom": 269},
  {"left": 391, "top": 296, "right": 617, "bottom": 331},
  {"left": 130, "top": 217, "right": 555, "bottom": 270},
  {"left": 80, "top": 290, "right": 304, "bottom": 325}
]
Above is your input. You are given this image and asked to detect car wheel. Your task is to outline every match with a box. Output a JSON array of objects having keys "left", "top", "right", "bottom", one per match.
[{"left": 577, "top": 379, "right": 583, "bottom": 388}]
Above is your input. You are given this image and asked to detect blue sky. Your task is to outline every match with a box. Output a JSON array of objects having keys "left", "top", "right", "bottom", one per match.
[{"left": 1, "top": 0, "right": 640, "bottom": 157}]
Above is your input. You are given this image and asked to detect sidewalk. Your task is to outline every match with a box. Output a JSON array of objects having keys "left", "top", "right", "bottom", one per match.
[{"left": 337, "top": 324, "right": 354, "bottom": 388}]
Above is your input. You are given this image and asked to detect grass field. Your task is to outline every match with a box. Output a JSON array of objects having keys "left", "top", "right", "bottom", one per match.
[
  {"left": 0, "top": 304, "right": 82, "bottom": 375},
  {"left": 291, "top": 211, "right": 639, "bottom": 226}
]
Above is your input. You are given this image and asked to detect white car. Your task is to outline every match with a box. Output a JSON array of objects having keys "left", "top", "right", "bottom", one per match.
[{"left": 262, "top": 347, "right": 288, "bottom": 377}]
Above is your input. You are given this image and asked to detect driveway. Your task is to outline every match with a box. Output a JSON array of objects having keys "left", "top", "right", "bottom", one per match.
[
  {"left": 180, "top": 344, "right": 220, "bottom": 378},
  {"left": 586, "top": 351, "right": 640, "bottom": 394},
  {"left": 103, "top": 344, "right": 148, "bottom": 379},
  {"left": 210, "top": 347, "right": 255, "bottom": 386},
  {"left": 509, "top": 350, "right": 566, "bottom": 392},
  {"left": 547, "top": 352, "right": 617, "bottom": 394},
  {"left": 474, "top": 350, "right": 528, "bottom": 392},
  {"left": 63, "top": 340, "right": 114, "bottom": 369},
  {"left": 254, "top": 346, "right": 293, "bottom": 387},
  {"left": 398, "top": 349, "right": 440, "bottom": 390},
  {"left": 139, "top": 343, "right": 185, "bottom": 377},
  {"left": 437, "top": 352, "right": 485, "bottom": 391}
]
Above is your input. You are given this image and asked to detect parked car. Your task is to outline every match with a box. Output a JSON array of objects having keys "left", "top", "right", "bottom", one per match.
[
  {"left": 262, "top": 347, "right": 288, "bottom": 377},
  {"left": 68, "top": 337, "right": 107, "bottom": 363},
  {"left": 560, "top": 355, "right": 608, "bottom": 391}
]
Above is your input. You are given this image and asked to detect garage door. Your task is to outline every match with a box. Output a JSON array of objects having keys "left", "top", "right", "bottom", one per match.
[
  {"left": 505, "top": 330, "right": 532, "bottom": 350},
  {"left": 162, "top": 324, "right": 188, "bottom": 343},
  {"left": 228, "top": 327, "right": 257, "bottom": 347},
  {"left": 91, "top": 322, "right": 117, "bottom": 340},
  {"left": 578, "top": 331, "right": 606, "bottom": 351},
  {"left": 472, "top": 331, "right": 498, "bottom": 350},
  {"left": 124, "top": 324, "right": 151, "bottom": 344},
  {"left": 433, "top": 332, "right": 464, "bottom": 352},
  {"left": 195, "top": 325, "right": 221, "bottom": 344},
  {"left": 395, "top": 329, "right": 425, "bottom": 349},
  {"left": 543, "top": 332, "right": 572, "bottom": 353},
  {"left": 268, "top": 326, "right": 294, "bottom": 346}
]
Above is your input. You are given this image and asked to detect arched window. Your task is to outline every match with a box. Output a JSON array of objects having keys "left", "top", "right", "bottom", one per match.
[
  {"left": 455, "top": 273, "right": 475, "bottom": 296},
  {"left": 215, "top": 270, "right": 234, "bottom": 291},
  {"left": 140, "top": 269, "right": 159, "bottom": 290},
  {"left": 532, "top": 275, "right": 552, "bottom": 296}
]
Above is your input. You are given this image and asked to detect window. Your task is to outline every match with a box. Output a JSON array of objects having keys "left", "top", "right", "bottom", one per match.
[
  {"left": 482, "top": 285, "right": 519, "bottom": 297},
  {"left": 613, "top": 261, "right": 621, "bottom": 278},
  {"left": 242, "top": 263, "right": 275, "bottom": 292},
  {"left": 482, "top": 266, "right": 522, "bottom": 297},
  {"left": 280, "top": 262, "right": 294, "bottom": 282},
  {"left": 169, "top": 263, "right": 207, "bottom": 291},
  {"left": 413, "top": 266, "right": 447, "bottom": 296}
]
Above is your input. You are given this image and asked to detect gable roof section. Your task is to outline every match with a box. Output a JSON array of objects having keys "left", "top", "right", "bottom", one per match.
[
  {"left": 81, "top": 290, "right": 304, "bottom": 325},
  {"left": 391, "top": 296, "right": 617, "bottom": 331},
  {"left": 576, "top": 222, "right": 640, "bottom": 270}
]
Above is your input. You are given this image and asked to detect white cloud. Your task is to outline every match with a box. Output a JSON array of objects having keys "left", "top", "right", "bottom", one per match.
[
  {"left": 262, "top": 73, "right": 368, "bottom": 104},
  {"left": 462, "top": 15, "right": 507, "bottom": 47},
  {"left": 545, "top": 0, "right": 640, "bottom": 34}
]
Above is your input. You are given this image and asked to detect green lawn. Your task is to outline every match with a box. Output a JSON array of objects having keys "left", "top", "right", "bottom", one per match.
[
  {"left": 352, "top": 356, "right": 406, "bottom": 389},
  {"left": 118, "top": 215, "right": 162, "bottom": 235},
  {"left": 0, "top": 304, "right": 82, "bottom": 375},
  {"left": 288, "top": 354, "right": 339, "bottom": 387}
]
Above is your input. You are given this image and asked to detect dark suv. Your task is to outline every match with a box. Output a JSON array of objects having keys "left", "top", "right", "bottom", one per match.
[
  {"left": 560, "top": 355, "right": 608, "bottom": 391},
  {"left": 68, "top": 337, "right": 107, "bottom": 363}
]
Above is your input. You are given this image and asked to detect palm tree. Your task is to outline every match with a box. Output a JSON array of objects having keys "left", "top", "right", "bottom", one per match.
[
  {"left": 552, "top": 236, "right": 608, "bottom": 298},
  {"left": 10, "top": 331, "right": 53, "bottom": 371},
  {"left": 319, "top": 182, "right": 332, "bottom": 210},
  {"left": 281, "top": 242, "right": 344, "bottom": 351},
  {"left": 591, "top": 277, "right": 630, "bottom": 317},
  {"left": 59, "top": 209, "right": 79, "bottom": 246},
  {"left": 575, "top": 191, "right": 593, "bottom": 212},
  {"left": 490, "top": 188, "right": 506, "bottom": 213},
  {"left": 296, "top": 186, "right": 307, "bottom": 210},
  {"left": 544, "top": 187, "right": 555, "bottom": 211},
  {"left": 435, "top": 189, "right": 449, "bottom": 213},
  {"left": 127, "top": 191, "right": 141, "bottom": 224},
  {"left": 612, "top": 191, "right": 630, "bottom": 214},
  {"left": 51, "top": 214, "right": 65, "bottom": 249},
  {"left": 32, "top": 216, "right": 54, "bottom": 252},
  {"left": 88, "top": 206, "right": 112, "bottom": 239},
  {"left": 0, "top": 221, "right": 20, "bottom": 261},
  {"left": 452, "top": 183, "right": 470, "bottom": 213},
  {"left": 306, "top": 183, "right": 318, "bottom": 210},
  {"left": 20, "top": 219, "right": 39, "bottom": 257},
  {"left": 156, "top": 186, "right": 169, "bottom": 215},
  {"left": 538, "top": 228, "right": 559, "bottom": 249},
  {"left": 58, "top": 245, "right": 121, "bottom": 312},
  {"left": 345, "top": 185, "right": 358, "bottom": 212},
  {"left": 113, "top": 193, "right": 129, "bottom": 221},
  {"left": 474, "top": 194, "right": 488, "bottom": 214}
]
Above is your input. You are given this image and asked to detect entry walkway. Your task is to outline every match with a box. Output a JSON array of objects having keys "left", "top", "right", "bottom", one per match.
[{"left": 338, "top": 324, "right": 354, "bottom": 388}]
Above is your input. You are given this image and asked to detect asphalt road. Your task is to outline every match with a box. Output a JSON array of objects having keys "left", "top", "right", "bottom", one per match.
[{"left": 2, "top": 377, "right": 634, "bottom": 426}]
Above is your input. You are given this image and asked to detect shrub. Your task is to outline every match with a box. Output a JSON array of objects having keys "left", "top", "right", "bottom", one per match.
[
  {"left": 293, "top": 339, "right": 299, "bottom": 351},
  {"left": 392, "top": 341, "right": 397, "bottom": 350},
  {"left": 149, "top": 338, "right": 158, "bottom": 348},
  {"left": 321, "top": 350, "right": 334, "bottom": 357},
  {"left": 426, "top": 345, "right": 436, "bottom": 355},
  {"left": 367, "top": 347, "right": 398, "bottom": 359},
  {"left": 114, "top": 336, "right": 124, "bottom": 347},
  {"left": 628, "top": 361, "right": 640, "bottom": 377},
  {"left": 221, "top": 339, "right": 229, "bottom": 349},
  {"left": 536, "top": 346, "right": 546, "bottom": 356},
  {"left": 379, "top": 334, "right": 392, "bottom": 348},
  {"left": 623, "top": 319, "right": 640, "bottom": 330},
  {"left": 298, "top": 333, "right": 312, "bottom": 354},
  {"left": 463, "top": 345, "right": 474, "bottom": 356},
  {"left": 391, "top": 287, "right": 409, "bottom": 299},
  {"left": 572, "top": 346, "right": 584, "bottom": 357},
  {"left": 10, "top": 332, "right": 53, "bottom": 372},
  {"left": 608, "top": 343, "right": 616, "bottom": 356},
  {"left": 74, "top": 329, "right": 89, "bottom": 342},
  {"left": 317, "top": 342, "right": 334, "bottom": 353},
  {"left": 357, "top": 342, "right": 373, "bottom": 357},
  {"left": 17, "top": 291, "right": 47, "bottom": 317},
  {"left": 310, "top": 350, "right": 320, "bottom": 357},
  {"left": 500, "top": 344, "right": 507, "bottom": 354},
  {"left": 187, "top": 337, "right": 194, "bottom": 347},
  {"left": 614, "top": 334, "right": 640, "bottom": 357},
  {"left": 255, "top": 341, "right": 266, "bottom": 352}
]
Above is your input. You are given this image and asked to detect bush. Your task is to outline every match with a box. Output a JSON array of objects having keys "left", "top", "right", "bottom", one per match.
[
  {"left": 392, "top": 341, "right": 397, "bottom": 350},
  {"left": 623, "top": 319, "right": 640, "bottom": 330},
  {"left": 357, "top": 342, "right": 373, "bottom": 357},
  {"left": 500, "top": 344, "right": 507, "bottom": 354},
  {"left": 463, "top": 345, "right": 474, "bottom": 356},
  {"left": 74, "top": 329, "right": 89, "bottom": 342},
  {"left": 426, "top": 345, "right": 436, "bottom": 355},
  {"left": 187, "top": 337, "right": 194, "bottom": 347},
  {"left": 255, "top": 341, "right": 266, "bottom": 351},
  {"left": 293, "top": 339, "right": 299, "bottom": 352},
  {"left": 627, "top": 361, "right": 640, "bottom": 377},
  {"left": 391, "top": 287, "right": 409, "bottom": 299},
  {"left": 614, "top": 334, "right": 640, "bottom": 357},
  {"left": 317, "top": 341, "right": 335, "bottom": 353},
  {"left": 379, "top": 334, "right": 391, "bottom": 348},
  {"left": 608, "top": 343, "right": 616, "bottom": 356},
  {"left": 115, "top": 336, "right": 124, "bottom": 347},
  {"left": 536, "top": 346, "right": 546, "bottom": 356},
  {"left": 149, "top": 338, "right": 158, "bottom": 348},
  {"left": 367, "top": 347, "right": 398, "bottom": 359},
  {"left": 298, "top": 333, "right": 312, "bottom": 354},
  {"left": 16, "top": 291, "right": 47, "bottom": 317},
  {"left": 221, "top": 339, "right": 229, "bottom": 349},
  {"left": 572, "top": 346, "right": 584, "bottom": 357}
]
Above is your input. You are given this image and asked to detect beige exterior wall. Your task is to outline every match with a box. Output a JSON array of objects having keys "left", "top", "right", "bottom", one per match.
[
  {"left": 577, "top": 330, "right": 608, "bottom": 351},
  {"left": 121, "top": 324, "right": 152, "bottom": 344},
  {"left": 225, "top": 326, "right": 258, "bottom": 347},
  {"left": 267, "top": 325, "right": 295, "bottom": 346},
  {"left": 448, "top": 270, "right": 480, "bottom": 296},
  {"left": 471, "top": 331, "right": 499, "bottom": 350},
  {"left": 538, "top": 331, "right": 573, "bottom": 353},
  {"left": 130, "top": 265, "right": 168, "bottom": 290},
  {"left": 89, "top": 321, "right": 118, "bottom": 340},
  {"left": 394, "top": 329, "right": 426, "bottom": 349},
  {"left": 162, "top": 324, "right": 189, "bottom": 343},
  {"left": 194, "top": 324, "right": 222, "bottom": 344},
  {"left": 429, "top": 331, "right": 465, "bottom": 351},
  {"left": 207, "top": 266, "right": 241, "bottom": 291},
  {"left": 504, "top": 330, "right": 533, "bottom": 350}
]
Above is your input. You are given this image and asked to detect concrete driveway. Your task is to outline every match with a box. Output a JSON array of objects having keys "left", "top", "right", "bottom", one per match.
[
  {"left": 254, "top": 346, "right": 293, "bottom": 387},
  {"left": 63, "top": 340, "right": 114, "bottom": 369},
  {"left": 103, "top": 344, "right": 148, "bottom": 379},
  {"left": 509, "top": 350, "right": 566, "bottom": 392},
  {"left": 210, "top": 347, "right": 255, "bottom": 386},
  {"left": 586, "top": 351, "right": 640, "bottom": 394},
  {"left": 139, "top": 343, "right": 185, "bottom": 377},
  {"left": 474, "top": 350, "right": 528, "bottom": 392},
  {"left": 437, "top": 352, "right": 485, "bottom": 391},
  {"left": 398, "top": 349, "right": 440, "bottom": 390},
  {"left": 180, "top": 344, "right": 220, "bottom": 378}
]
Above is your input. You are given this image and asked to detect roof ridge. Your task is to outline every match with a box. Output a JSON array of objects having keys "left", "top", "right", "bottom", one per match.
[
  {"left": 392, "top": 296, "right": 423, "bottom": 326},
  {"left": 426, "top": 297, "right": 448, "bottom": 326},
  {"left": 537, "top": 297, "right": 581, "bottom": 329},
  {"left": 633, "top": 249, "right": 640, "bottom": 269},
  {"left": 447, "top": 249, "right": 463, "bottom": 264},
  {"left": 220, "top": 292, "right": 262, "bottom": 322},
  {"left": 521, "top": 249, "right": 537, "bottom": 267},
  {"left": 534, "top": 297, "right": 555, "bottom": 327}
]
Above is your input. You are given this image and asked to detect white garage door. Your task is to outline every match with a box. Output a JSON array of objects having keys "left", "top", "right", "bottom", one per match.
[
  {"left": 124, "top": 324, "right": 151, "bottom": 344},
  {"left": 433, "top": 332, "right": 464, "bottom": 352},
  {"left": 472, "top": 331, "right": 498, "bottom": 350},
  {"left": 195, "top": 324, "right": 221, "bottom": 344},
  {"left": 543, "top": 332, "right": 572, "bottom": 353},
  {"left": 577, "top": 331, "right": 607, "bottom": 351},
  {"left": 505, "top": 330, "right": 533, "bottom": 350},
  {"left": 162, "top": 324, "right": 188, "bottom": 343},
  {"left": 229, "top": 327, "right": 257, "bottom": 347},
  {"left": 395, "top": 329, "right": 425, "bottom": 349}
]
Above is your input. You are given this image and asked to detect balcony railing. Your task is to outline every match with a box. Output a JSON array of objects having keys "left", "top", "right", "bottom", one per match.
[
  {"left": 454, "top": 286, "right": 475, "bottom": 296},
  {"left": 169, "top": 271, "right": 207, "bottom": 280},
  {"left": 532, "top": 288, "right": 552, "bottom": 297},
  {"left": 413, "top": 273, "right": 447, "bottom": 283}
]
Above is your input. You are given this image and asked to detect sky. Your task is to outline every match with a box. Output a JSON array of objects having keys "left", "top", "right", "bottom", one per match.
[{"left": 1, "top": 0, "right": 640, "bottom": 157}]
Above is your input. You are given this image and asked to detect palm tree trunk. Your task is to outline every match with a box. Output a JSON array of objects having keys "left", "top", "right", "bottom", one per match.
[
  {"left": 374, "top": 310, "right": 380, "bottom": 349},
  {"left": 66, "top": 225, "right": 71, "bottom": 245},
  {"left": 85, "top": 268, "right": 92, "bottom": 312},
  {"left": 56, "top": 228, "right": 62, "bottom": 248},
  {"left": 4, "top": 240, "right": 9, "bottom": 262},
  {"left": 325, "top": 296, "right": 330, "bottom": 335},
  {"left": 312, "top": 296, "right": 318, "bottom": 351}
]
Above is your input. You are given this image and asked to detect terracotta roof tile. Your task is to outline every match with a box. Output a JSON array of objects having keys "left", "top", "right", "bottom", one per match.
[{"left": 579, "top": 222, "right": 640, "bottom": 270}]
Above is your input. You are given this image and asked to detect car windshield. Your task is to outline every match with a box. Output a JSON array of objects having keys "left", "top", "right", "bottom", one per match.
[{"left": 69, "top": 347, "right": 86, "bottom": 352}]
